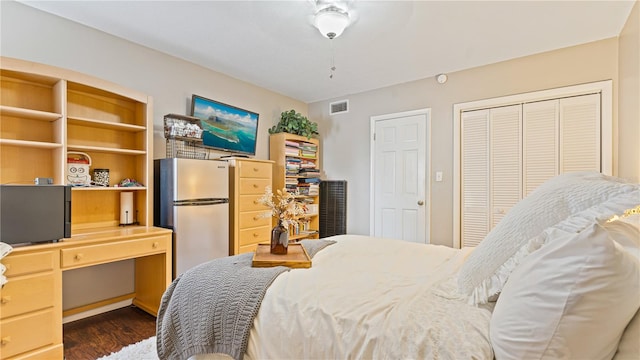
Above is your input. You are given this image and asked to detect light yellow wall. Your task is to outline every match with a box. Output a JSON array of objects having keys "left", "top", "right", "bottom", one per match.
[
  {"left": 618, "top": 0, "right": 640, "bottom": 183},
  {"left": 309, "top": 37, "right": 624, "bottom": 246}
]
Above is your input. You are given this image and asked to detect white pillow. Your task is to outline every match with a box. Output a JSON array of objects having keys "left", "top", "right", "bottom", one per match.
[
  {"left": 614, "top": 308, "right": 640, "bottom": 360},
  {"left": 490, "top": 223, "right": 640, "bottom": 360},
  {"left": 458, "top": 172, "right": 639, "bottom": 305},
  {"left": 603, "top": 219, "right": 640, "bottom": 260}
]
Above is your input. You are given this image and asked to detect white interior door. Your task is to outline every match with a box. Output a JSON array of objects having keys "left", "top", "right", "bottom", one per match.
[{"left": 370, "top": 109, "right": 430, "bottom": 243}]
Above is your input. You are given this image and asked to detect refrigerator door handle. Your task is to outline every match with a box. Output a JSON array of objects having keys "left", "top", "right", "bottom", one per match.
[{"left": 173, "top": 198, "right": 229, "bottom": 206}]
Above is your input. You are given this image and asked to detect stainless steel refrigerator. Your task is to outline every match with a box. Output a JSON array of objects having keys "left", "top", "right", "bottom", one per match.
[{"left": 154, "top": 158, "right": 229, "bottom": 278}]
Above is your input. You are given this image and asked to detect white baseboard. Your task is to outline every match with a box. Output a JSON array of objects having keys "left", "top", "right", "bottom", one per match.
[{"left": 62, "top": 298, "right": 133, "bottom": 324}]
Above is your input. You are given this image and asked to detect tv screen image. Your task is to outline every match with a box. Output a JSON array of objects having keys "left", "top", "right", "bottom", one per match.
[{"left": 190, "top": 95, "right": 259, "bottom": 156}]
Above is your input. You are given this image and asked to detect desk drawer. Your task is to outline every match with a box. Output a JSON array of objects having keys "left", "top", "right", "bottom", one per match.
[
  {"left": 0, "top": 309, "right": 57, "bottom": 359},
  {"left": 1, "top": 252, "right": 55, "bottom": 278},
  {"left": 238, "top": 211, "right": 271, "bottom": 229},
  {"left": 239, "top": 194, "right": 268, "bottom": 212},
  {"left": 238, "top": 226, "right": 271, "bottom": 247},
  {"left": 0, "top": 273, "right": 54, "bottom": 319},
  {"left": 60, "top": 235, "right": 168, "bottom": 269},
  {"left": 239, "top": 178, "right": 271, "bottom": 195},
  {"left": 238, "top": 161, "right": 272, "bottom": 178}
]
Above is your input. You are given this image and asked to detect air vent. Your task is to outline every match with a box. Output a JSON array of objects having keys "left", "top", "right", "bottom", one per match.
[{"left": 329, "top": 99, "right": 349, "bottom": 115}]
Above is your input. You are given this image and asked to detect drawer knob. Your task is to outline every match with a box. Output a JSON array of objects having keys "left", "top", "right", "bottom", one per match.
[
  {"left": 75, "top": 253, "right": 84, "bottom": 260},
  {"left": 253, "top": 216, "right": 259, "bottom": 220},
  {"left": 253, "top": 233, "right": 259, "bottom": 237},
  {"left": 253, "top": 167, "right": 259, "bottom": 172},
  {"left": 1, "top": 296, "right": 11, "bottom": 304},
  {"left": 152, "top": 242, "right": 159, "bottom": 248},
  {"left": 253, "top": 184, "right": 258, "bottom": 188},
  {"left": 253, "top": 200, "right": 258, "bottom": 204},
  {"left": 1, "top": 336, "right": 10, "bottom": 345}
]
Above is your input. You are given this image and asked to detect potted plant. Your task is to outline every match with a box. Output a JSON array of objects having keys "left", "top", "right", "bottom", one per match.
[{"left": 268, "top": 110, "right": 319, "bottom": 139}]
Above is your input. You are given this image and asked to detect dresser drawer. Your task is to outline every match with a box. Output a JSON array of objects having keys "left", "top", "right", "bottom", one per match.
[
  {"left": 0, "top": 273, "right": 55, "bottom": 320},
  {"left": 238, "top": 242, "right": 263, "bottom": 255},
  {"left": 0, "top": 309, "right": 57, "bottom": 359},
  {"left": 238, "top": 161, "right": 272, "bottom": 178},
  {"left": 238, "top": 226, "right": 271, "bottom": 247},
  {"left": 239, "top": 194, "right": 268, "bottom": 212},
  {"left": 60, "top": 235, "right": 168, "bottom": 269},
  {"left": 238, "top": 211, "right": 271, "bottom": 229},
  {"left": 1, "top": 252, "right": 55, "bottom": 278},
  {"left": 239, "top": 178, "right": 271, "bottom": 195}
]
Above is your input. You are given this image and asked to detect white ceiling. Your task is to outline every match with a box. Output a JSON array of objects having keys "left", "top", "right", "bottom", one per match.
[{"left": 19, "top": 0, "right": 636, "bottom": 103}]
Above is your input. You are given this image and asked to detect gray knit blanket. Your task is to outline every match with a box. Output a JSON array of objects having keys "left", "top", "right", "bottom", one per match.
[{"left": 156, "top": 239, "right": 336, "bottom": 360}]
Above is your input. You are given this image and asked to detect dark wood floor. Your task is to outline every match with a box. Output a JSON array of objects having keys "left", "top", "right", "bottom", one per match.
[{"left": 63, "top": 306, "right": 157, "bottom": 360}]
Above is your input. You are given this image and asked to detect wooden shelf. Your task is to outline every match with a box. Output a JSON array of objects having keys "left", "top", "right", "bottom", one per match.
[
  {"left": 0, "top": 138, "right": 62, "bottom": 149},
  {"left": 67, "top": 145, "right": 146, "bottom": 155},
  {"left": 0, "top": 105, "right": 61, "bottom": 121},
  {"left": 289, "top": 232, "right": 318, "bottom": 241},
  {"left": 67, "top": 116, "right": 146, "bottom": 132},
  {"left": 0, "top": 56, "right": 158, "bottom": 360},
  {"left": 270, "top": 132, "right": 320, "bottom": 241},
  {"left": 1, "top": 56, "right": 153, "bottom": 233},
  {"left": 71, "top": 186, "right": 147, "bottom": 191}
]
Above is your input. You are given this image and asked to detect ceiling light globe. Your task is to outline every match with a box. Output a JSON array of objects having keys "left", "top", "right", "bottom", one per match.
[{"left": 314, "top": 6, "right": 350, "bottom": 39}]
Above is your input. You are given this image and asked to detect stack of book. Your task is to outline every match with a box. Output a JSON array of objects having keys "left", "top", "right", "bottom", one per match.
[
  {"left": 297, "top": 178, "right": 320, "bottom": 196},
  {"left": 298, "top": 168, "right": 320, "bottom": 177},
  {"left": 285, "top": 157, "right": 301, "bottom": 176},
  {"left": 285, "top": 178, "right": 298, "bottom": 192},
  {"left": 299, "top": 142, "right": 317, "bottom": 159},
  {"left": 285, "top": 140, "right": 300, "bottom": 157}
]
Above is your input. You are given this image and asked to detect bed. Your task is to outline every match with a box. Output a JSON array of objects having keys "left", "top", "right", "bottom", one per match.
[{"left": 157, "top": 172, "right": 640, "bottom": 360}]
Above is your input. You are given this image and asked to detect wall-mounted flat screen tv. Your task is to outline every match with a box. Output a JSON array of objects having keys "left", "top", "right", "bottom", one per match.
[{"left": 190, "top": 94, "right": 259, "bottom": 156}]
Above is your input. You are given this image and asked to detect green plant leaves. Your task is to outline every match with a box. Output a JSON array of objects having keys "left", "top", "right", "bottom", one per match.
[{"left": 268, "top": 109, "right": 319, "bottom": 139}]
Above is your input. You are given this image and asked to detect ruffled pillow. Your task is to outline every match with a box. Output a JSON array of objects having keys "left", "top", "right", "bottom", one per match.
[{"left": 458, "top": 171, "right": 639, "bottom": 305}]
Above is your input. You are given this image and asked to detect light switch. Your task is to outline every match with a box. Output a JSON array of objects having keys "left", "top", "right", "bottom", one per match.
[{"left": 435, "top": 171, "right": 443, "bottom": 182}]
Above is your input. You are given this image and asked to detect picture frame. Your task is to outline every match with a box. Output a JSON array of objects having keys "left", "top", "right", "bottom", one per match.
[{"left": 190, "top": 94, "right": 260, "bottom": 156}]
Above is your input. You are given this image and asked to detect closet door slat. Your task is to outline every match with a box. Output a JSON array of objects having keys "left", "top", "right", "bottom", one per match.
[
  {"left": 461, "top": 109, "right": 489, "bottom": 247},
  {"left": 560, "top": 93, "right": 601, "bottom": 173},
  {"left": 523, "top": 99, "right": 559, "bottom": 196},
  {"left": 490, "top": 105, "right": 522, "bottom": 228}
]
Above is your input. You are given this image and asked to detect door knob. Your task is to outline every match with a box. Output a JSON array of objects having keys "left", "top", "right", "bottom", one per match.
[{"left": 417, "top": 200, "right": 424, "bottom": 206}]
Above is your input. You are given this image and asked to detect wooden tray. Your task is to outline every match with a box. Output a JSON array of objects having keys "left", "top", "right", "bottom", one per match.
[{"left": 252, "top": 243, "right": 311, "bottom": 268}]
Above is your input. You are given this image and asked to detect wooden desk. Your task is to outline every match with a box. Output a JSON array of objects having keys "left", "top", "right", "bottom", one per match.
[{"left": 0, "top": 226, "right": 172, "bottom": 360}]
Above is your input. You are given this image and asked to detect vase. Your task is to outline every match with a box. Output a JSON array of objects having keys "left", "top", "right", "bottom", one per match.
[{"left": 271, "top": 220, "right": 289, "bottom": 255}]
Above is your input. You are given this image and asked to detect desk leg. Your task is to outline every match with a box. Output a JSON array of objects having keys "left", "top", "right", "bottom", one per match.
[{"left": 133, "top": 252, "right": 171, "bottom": 317}]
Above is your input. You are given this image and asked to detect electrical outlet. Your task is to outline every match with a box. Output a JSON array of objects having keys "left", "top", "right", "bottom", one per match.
[{"left": 435, "top": 171, "right": 443, "bottom": 182}]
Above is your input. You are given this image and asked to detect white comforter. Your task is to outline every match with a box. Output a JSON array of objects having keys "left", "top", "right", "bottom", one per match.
[{"left": 196, "top": 235, "right": 493, "bottom": 360}]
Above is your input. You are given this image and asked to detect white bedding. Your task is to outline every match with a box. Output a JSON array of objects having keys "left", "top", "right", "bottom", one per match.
[{"left": 195, "top": 235, "right": 493, "bottom": 360}]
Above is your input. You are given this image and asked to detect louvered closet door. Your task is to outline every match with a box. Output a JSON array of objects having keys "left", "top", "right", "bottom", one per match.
[
  {"left": 523, "top": 99, "right": 559, "bottom": 196},
  {"left": 560, "top": 94, "right": 601, "bottom": 173},
  {"left": 522, "top": 94, "right": 601, "bottom": 196},
  {"left": 490, "top": 105, "right": 522, "bottom": 228},
  {"left": 461, "top": 110, "right": 489, "bottom": 247}
]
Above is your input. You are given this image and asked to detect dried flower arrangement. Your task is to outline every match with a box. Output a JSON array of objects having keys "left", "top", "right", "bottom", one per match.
[{"left": 257, "top": 186, "right": 306, "bottom": 227}]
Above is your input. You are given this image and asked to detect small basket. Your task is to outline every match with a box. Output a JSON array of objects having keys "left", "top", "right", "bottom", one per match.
[
  {"left": 164, "top": 114, "right": 203, "bottom": 140},
  {"left": 67, "top": 152, "right": 92, "bottom": 186}
]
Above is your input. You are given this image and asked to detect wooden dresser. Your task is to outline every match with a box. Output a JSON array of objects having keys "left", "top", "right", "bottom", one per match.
[{"left": 226, "top": 158, "right": 274, "bottom": 255}]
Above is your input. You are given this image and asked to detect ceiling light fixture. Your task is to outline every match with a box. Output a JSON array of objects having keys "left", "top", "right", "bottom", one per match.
[{"left": 314, "top": 5, "right": 350, "bottom": 39}]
